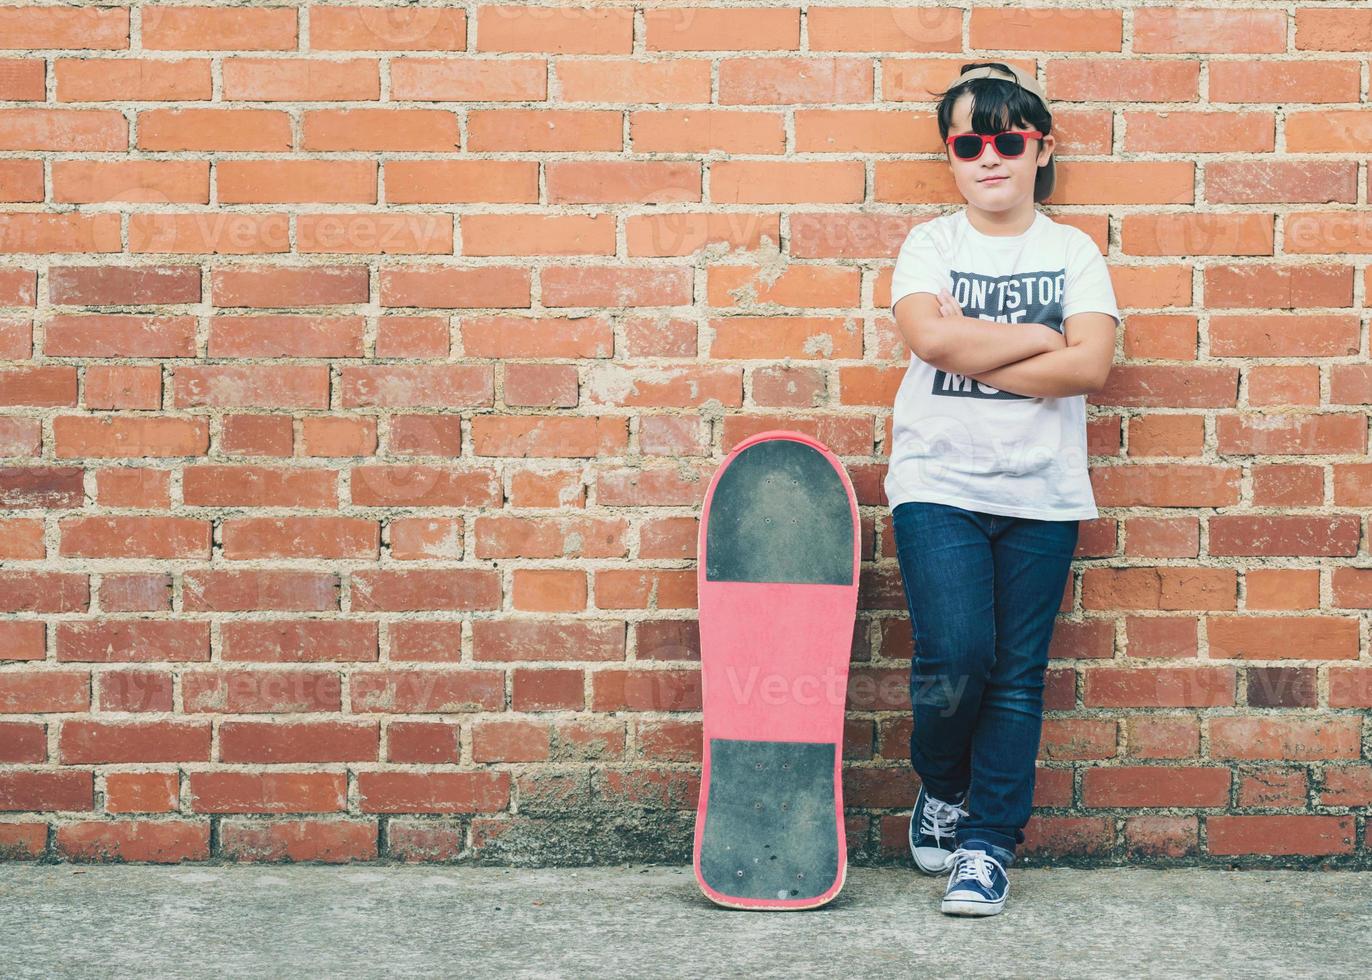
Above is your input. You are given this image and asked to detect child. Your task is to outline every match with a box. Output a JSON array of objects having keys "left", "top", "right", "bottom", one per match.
[{"left": 886, "top": 62, "right": 1121, "bottom": 916}]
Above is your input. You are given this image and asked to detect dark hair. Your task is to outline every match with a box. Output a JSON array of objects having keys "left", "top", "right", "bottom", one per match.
[{"left": 926, "top": 61, "right": 1054, "bottom": 204}]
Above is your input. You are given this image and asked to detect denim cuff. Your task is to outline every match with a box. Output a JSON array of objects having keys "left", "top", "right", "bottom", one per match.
[{"left": 958, "top": 837, "right": 1016, "bottom": 868}]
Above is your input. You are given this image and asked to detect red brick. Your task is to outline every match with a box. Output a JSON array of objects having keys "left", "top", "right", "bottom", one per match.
[
  {"left": 388, "top": 621, "right": 462, "bottom": 662},
  {"left": 470, "top": 513, "right": 636, "bottom": 559},
  {"left": 472, "top": 619, "right": 625, "bottom": 662},
  {"left": 375, "top": 315, "right": 449, "bottom": 356},
  {"left": 0, "top": 670, "right": 89, "bottom": 713},
  {"left": 221, "top": 620, "right": 378, "bottom": 663},
  {"left": 182, "top": 570, "right": 338, "bottom": 612},
  {"left": 358, "top": 771, "right": 510, "bottom": 813},
  {"left": 637, "top": 719, "right": 702, "bottom": 762},
  {"left": 94, "top": 468, "right": 171, "bottom": 508},
  {"left": 390, "top": 160, "right": 531, "bottom": 209},
  {"left": 56, "top": 820, "right": 210, "bottom": 862},
  {"left": 222, "top": 414, "right": 293, "bottom": 456},
  {"left": 472, "top": 720, "right": 551, "bottom": 762},
  {"left": 105, "top": 772, "right": 179, "bottom": 814},
  {"left": 216, "top": 160, "right": 374, "bottom": 201},
  {"left": 0, "top": 366, "right": 77, "bottom": 406},
  {"left": 189, "top": 772, "right": 346, "bottom": 814},
  {"left": 219, "top": 819, "right": 378, "bottom": 862},
  {"left": 222, "top": 517, "right": 378, "bottom": 559},
  {"left": 505, "top": 362, "right": 578, "bottom": 407},
  {"left": 351, "top": 669, "right": 504, "bottom": 713},
  {"left": 351, "top": 569, "right": 501, "bottom": 611},
  {"left": 1082, "top": 765, "right": 1231, "bottom": 807},
  {"left": 0, "top": 466, "right": 85, "bottom": 509},
  {"left": 48, "top": 265, "right": 199, "bottom": 306},
  {"left": 591, "top": 668, "right": 701, "bottom": 711},
  {"left": 301, "top": 416, "right": 376, "bottom": 457},
  {"left": 1020, "top": 816, "right": 1115, "bottom": 857},
  {"left": 57, "top": 621, "right": 209, "bottom": 663},
  {"left": 182, "top": 466, "right": 337, "bottom": 507},
  {"left": 303, "top": 109, "right": 461, "bottom": 152},
  {"left": 0, "top": 518, "right": 44, "bottom": 559},
  {"left": 1124, "top": 815, "right": 1198, "bottom": 858},
  {"left": 311, "top": 7, "right": 466, "bottom": 52},
  {"left": 137, "top": 108, "right": 291, "bottom": 152},
  {"left": 385, "top": 820, "right": 463, "bottom": 862},
  {"left": 0, "top": 769, "right": 93, "bottom": 811},
  {"left": 381, "top": 263, "right": 529, "bottom": 304},
  {"left": 60, "top": 516, "right": 209, "bottom": 559},
  {"left": 207, "top": 314, "right": 364, "bottom": 357},
  {"left": 0, "top": 316, "right": 32, "bottom": 357},
  {"left": 1084, "top": 666, "right": 1235, "bottom": 707},
  {"left": 512, "top": 668, "right": 585, "bottom": 711},
  {"left": 183, "top": 669, "right": 343, "bottom": 713},
  {"left": 0, "top": 109, "right": 126, "bottom": 151},
  {"left": 98, "top": 573, "right": 172, "bottom": 612},
  {"left": 0, "top": 60, "right": 46, "bottom": 101},
  {"left": 1207, "top": 814, "right": 1354, "bottom": 856},
  {"left": 59, "top": 720, "right": 210, "bottom": 763},
  {"left": 210, "top": 263, "right": 369, "bottom": 307},
  {"left": 0, "top": 267, "right": 37, "bottom": 305},
  {"left": 0, "top": 822, "right": 48, "bottom": 858},
  {"left": 389, "top": 517, "right": 463, "bottom": 560},
  {"left": 0, "top": 572, "right": 89, "bottom": 613},
  {"left": 0, "top": 418, "right": 41, "bottom": 456},
  {"left": 0, "top": 721, "right": 46, "bottom": 762},
  {"left": 53, "top": 416, "right": 208, "bottom": 458},
  {"left": 387, "top": 721, "right": 460, "bottom": 763},
  {"left": 143, "top": 6, "right": 297, "bottom": 51},
  {"left": 219, "top": 720, "right": 378, "bottom": 763},
  {"left": 0, "top": 621, "right": 47, "bottom": 661},
  {"left": 172, "top": 365, "right": 330, "bottom": 409},
  {"left": 1210, "top": 716, "right": 1361, "bottom": 761},
  {"left": 83, "top": 364, "right": 161, "bottom": 410},
  {"left": 388, "top": 414, "right": 462, "bottom": 455},
  {"left": 339, "top": 364, "right": 493, "bottom": 408},
  {"left": 97, "top": 670, "right": 173, "bottom": 712},
  {"left": 351, "top": 465, "right": 498, "bottom": 507}
]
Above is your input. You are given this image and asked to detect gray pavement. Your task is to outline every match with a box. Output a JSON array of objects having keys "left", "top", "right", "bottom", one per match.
[{"left": 1, "top": 864, "right": 1365, "bottom": 978}]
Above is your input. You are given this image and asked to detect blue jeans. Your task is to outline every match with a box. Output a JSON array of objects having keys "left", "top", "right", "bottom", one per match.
[{"left": 892, "top": 500, "right": 1080, "bottom": 859}]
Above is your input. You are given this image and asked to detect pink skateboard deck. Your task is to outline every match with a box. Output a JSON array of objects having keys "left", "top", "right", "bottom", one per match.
[{"left": 693, "top": 430, "right": 860, "bottom": 910}]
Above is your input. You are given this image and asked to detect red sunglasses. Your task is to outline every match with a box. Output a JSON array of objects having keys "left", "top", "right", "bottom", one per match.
[{"left": 946, "top": 130, "right": 1043, "bottom": 161}]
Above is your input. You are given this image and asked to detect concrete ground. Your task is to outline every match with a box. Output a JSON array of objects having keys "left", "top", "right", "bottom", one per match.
[{"left": 2, "top": 864, "right": 1366, "bottom": 978}]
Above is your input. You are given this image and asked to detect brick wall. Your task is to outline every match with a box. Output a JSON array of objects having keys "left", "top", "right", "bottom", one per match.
[{"left": 1, "top": 3, "right": 1369, "bottom": 866}]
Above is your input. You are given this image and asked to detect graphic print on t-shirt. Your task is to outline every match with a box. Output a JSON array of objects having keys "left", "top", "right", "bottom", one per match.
[{"left": 934, "top": 268, "right": 1065, "bottom": 400}]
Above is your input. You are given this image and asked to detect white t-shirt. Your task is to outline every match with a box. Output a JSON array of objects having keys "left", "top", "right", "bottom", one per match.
[{"left": 885, "top": 207, "right": 1121, "bottom": 521}]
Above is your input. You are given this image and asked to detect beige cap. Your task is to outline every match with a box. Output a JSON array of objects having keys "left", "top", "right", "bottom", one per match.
[
  {"left": 952, "top": 64, "right": 1055, "bottom": 199},
  {"left": 954, "top": 63, "right": 1048, "bottom": 110}
]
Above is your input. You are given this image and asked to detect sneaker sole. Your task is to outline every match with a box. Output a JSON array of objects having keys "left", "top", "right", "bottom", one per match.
[
  {"left": 910, "top": 844, "right": 954, "bottom": 875},
  {"left": 940, "top": 897, "right": 1006, "bottom": 916},
  {"left": 941, "top": 885, "right": 1008, "bottom": 916}
]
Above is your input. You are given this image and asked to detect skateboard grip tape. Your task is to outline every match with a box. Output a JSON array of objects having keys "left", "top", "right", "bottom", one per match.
[{"left": 697, "top": 738, "right": 840, "bottom": 902}]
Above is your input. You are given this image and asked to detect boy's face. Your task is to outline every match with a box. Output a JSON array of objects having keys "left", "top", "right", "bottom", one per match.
[{"left": 944, "top": 92, "right": 1054, "bottom": 209}]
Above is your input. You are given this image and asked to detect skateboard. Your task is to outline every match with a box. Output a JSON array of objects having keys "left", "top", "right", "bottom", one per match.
[{"left": 693, "top": 430, "right": 860, "bottom": 910}]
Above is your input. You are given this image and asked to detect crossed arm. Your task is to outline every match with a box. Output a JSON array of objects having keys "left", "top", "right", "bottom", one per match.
[{"left": 893, "top": 290, "right": 1116, "bottom": 398}]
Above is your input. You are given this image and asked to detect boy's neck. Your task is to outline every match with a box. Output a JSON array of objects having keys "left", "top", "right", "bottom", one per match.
[{"left": 964, "top": 203, "right": 1037, "bottom": 237}]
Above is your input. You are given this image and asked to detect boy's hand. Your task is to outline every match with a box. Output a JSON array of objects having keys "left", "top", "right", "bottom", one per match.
[{"left": 939, "top": 286, "right": 1065, "bottom": 353}]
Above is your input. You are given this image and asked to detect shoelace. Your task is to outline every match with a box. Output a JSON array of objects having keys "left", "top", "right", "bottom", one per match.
[
  {"left": 947, "top": 847, "right": 1004, "bottom": 890},
  {"left": 918, "top": 794, "right": 969, "bottom": 843}
]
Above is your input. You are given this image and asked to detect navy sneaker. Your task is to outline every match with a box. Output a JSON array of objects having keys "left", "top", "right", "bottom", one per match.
[
  {"left": 908, "top": 784, "right": 968, "bottom": 874},
  {"left": 941, "top": 840, "right": 1012, "bottom": 916}
]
